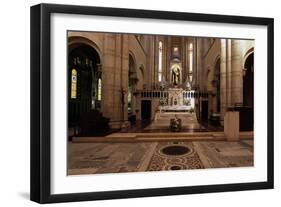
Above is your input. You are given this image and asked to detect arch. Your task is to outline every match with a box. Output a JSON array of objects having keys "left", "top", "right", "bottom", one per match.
[
  {"left": 158, "top": 41, "right": 164, "bottom": 79},
  {"left": 139, "top": 64, "right": 145, "bottom": 79},
  {"left": 243, "top": 47, "right": 254, "bottom": 64},
  {"left": 243, "top": 52, "right": 254, "bottom": 108},
  {"left": 128, "top": 53, "right": 139, "bottom": 85},
  {"left": 214, "top": 58, "right": 221, "bottom": 74},
  {"left": 68, "top": 43, "right": 102, "bottom": 126},
  {"left": 129, "top": 53, "right": 136, "bottom": 73},
  {"left": 128, "top": 53, "right": 138, "bottom": 118},
  {"left": 69, "top": 43, "right": 101, "bottom": 68},
  {"left": 68, "top": 36, "right": 102, "bottom": 64},
  {"left": 212, "top": 55, "right": 221, "bottom": 70},
  {"left": 128, "top": 51, "right": 137, "bottom": 72},
  {"left": 207, "top": 55, "right": 221, "bottom": 91},
  {"left": 138, "top": 64, "right": 145, "bottom": 89}
]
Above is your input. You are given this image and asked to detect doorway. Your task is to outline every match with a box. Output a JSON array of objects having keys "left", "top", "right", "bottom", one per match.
[
  {"left": 243, "top": 53, "right": 254, "bottom": 108},
  {"left": 141, "top": 100, "right": 151, "bottom": 120},
  {"left": 68, "top": 44, "right": 101, "bottom": 126},
  {"left": 201, "top": 100, "right": 209, "bottom": 121}
]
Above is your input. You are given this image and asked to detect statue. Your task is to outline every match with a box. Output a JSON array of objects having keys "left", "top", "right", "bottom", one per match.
[{"left": 172, "top": 66, "right": 180, "bottom": 86}]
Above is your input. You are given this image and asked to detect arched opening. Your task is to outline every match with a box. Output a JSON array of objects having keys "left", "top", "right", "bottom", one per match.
[
  {"left": 68, "top": 36, "right": 102, "bottom": 59},
  {"left": 128, "top": 54, "right": 138, "bottom": 124},
  {"left": 158, "top": 41, "right": 163, "bottom": 82},
  {"left": 188, "top": 43, "right": 193, "bottom": 84},
  {"left": 243, "top": 53, "right": 254, "bottom": 108},
  {"left": 68, "top": 44, "right": 101, "bottom": 127}
]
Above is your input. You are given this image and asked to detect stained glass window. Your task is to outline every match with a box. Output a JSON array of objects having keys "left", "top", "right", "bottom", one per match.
[
  {"left": 97, "top": 78, "right": 102, "bottom": 101},
  {"left": 71, "top": 69, "right": 77, "bottom": 99},
  {"left": 128, "top": 85, "right": 132, "bottom": 113},
  {"left": 158, "top": 41, "right": 163, "bottom": 82},
  {"left": 189, "top": 43, "right": 193, "bottom": 73}
]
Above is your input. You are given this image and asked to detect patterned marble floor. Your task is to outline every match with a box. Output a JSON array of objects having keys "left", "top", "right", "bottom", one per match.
[{"left": 68, "top": 140, "right": 253, "bottom": 175}]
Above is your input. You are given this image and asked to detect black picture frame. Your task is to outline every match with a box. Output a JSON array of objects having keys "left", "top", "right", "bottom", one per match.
[{"left": 30, "top": 3, "right": 274, "bottom": 204}]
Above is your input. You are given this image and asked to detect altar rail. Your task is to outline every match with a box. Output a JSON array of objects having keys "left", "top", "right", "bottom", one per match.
[{"left": 140, "top": 90, "right": 208, "bottom": 98}]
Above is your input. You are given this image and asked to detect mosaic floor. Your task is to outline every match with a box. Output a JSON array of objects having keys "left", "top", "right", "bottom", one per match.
[
  {"left": 68, "top": 140, "right": 253, "bottom": 175},
  {"left": 147, "top": 142, "right": 204, "bottom": 171}
]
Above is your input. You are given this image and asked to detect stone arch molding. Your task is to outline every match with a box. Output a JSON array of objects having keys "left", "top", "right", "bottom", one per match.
[
  {"left": 206, "top": 55, "right": 220, "bottom": 90},
  {"left": 128, "top": 51, "right": 137, "bottom": 73},
  {"left": 139, "top": 64, "right": 145, "bottom": 80},
  {"left": 213, "top": 55, "right": 221, "bottom": 72},
  {"left": 68, "top": 36, "right": 103, "bottom": 65},
  {"left": 243, "top": 47, "right": 254, "bottom": 65}
]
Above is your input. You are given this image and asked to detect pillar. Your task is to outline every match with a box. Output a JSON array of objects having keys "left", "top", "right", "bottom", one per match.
[
  {"left": 101, "top": 33, "right": 116, "bottom": 121},
  {"left": 196, "top": 38, "right": 202, "bottom": 90},
  {"left": 181, "top": 37, "right": 186, "bottom": 82},
  {"left": 224, "top": 111, "right": 240, "bottom": 141},
  {"left": 153, "top": 36, "right": 157, "bottom": 88},
  {"left": 166, "top": 36, "right": 171, "bottom": 81},
  {"left": 146, "top": 35, "right": 154, "bottom": 89},
  {"left": 120, "top": 34, "right": 130, "bottom": 127},
  {"left": 231, "top": 40, "right": 243, "bottom": 105},
  {"left": 162, "top": 37, "right": 167, "bottom": 81},
  {"left": 195, "top": 38, "right": 201, "bottom": 119},
  {"left": 193, "top": 38, "right": 197, "bottom": 88},
  {"left": 226, "top": 39, "right": 232, "bottom": 107},
  {"left": 112, "top": 34, "right": 123, "bottom": 128},
  {"left": 101, "top": 33, "right": 130, "bottom": 129},
  {"left": 220, "top": 39, "right": 227, "bottom": 123}
]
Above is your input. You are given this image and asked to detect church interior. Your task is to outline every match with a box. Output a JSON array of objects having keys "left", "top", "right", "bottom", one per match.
[{"left": 67, "top": 31, "right": 254, "bottom": 175}]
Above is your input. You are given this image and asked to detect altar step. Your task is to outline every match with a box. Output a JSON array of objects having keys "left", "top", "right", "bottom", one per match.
[
  {"left": 147, "top": 112, "right": 201, "bottom": 130},
  {"left": 72, "top": 131, "right": 253, "bottom": 143}
]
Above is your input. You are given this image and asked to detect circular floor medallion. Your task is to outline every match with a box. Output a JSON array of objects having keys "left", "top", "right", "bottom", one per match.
[
  {"left": 161, "top": 145, "right": 190, "bottom": 156},
  {"left": 170, "top": 165, "right": 182, "bottom": 170}
]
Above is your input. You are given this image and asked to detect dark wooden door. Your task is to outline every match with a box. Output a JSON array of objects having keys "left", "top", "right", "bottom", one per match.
[
  {"left": 141, "top": 100, "right": 151, "bottom": 120},
  {"left": 201, "top": 100, "right": 208, "bottom": 121}
]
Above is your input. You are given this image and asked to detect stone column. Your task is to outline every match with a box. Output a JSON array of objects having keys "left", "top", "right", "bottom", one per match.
[
  {"left": 197, "top": 38, "right": 203, "bottom": 90},
  {"left": 162, "top": 37, "right": 167, "bottom": 81},
  {"left": 146, "top": 35, "right": 154, "bottom": 89},
  {"left": 224, "top": 111, "right": 240, "bottom": 141},
  {"left": 181, "top": 37, "right": 186, "bottom": 83},
  {"left": 196, "top": 38, "right": 204, "bottom": 119},
  {"left": 101, "top": 34, "right": 130, "bottom": 129},
  {"left": 220, "top": 39, "right": 227, "bottom": 123},
  {"left": 166, "top": 36, "right": 171, "bottom": 81},
  {"left": 231, "top": 40, "right": 243, "bottom": 105},
  {"left": 193, "top": 38, "right": 197, "bottom": 88},
  {"left": 226, "top": 39, "right": 232, "bottom": 107},
  {"left": 153, "top": 36, "right": 157, "bottom": 88},
  {"left": 120, "top": 34, "right": 130, "bottom": 128},
  {"left": 111, "top": 34, "right": 123, "bottom": 128},
  {"left": 101, "top": 34, "right": 116, "bottom": 121}
]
